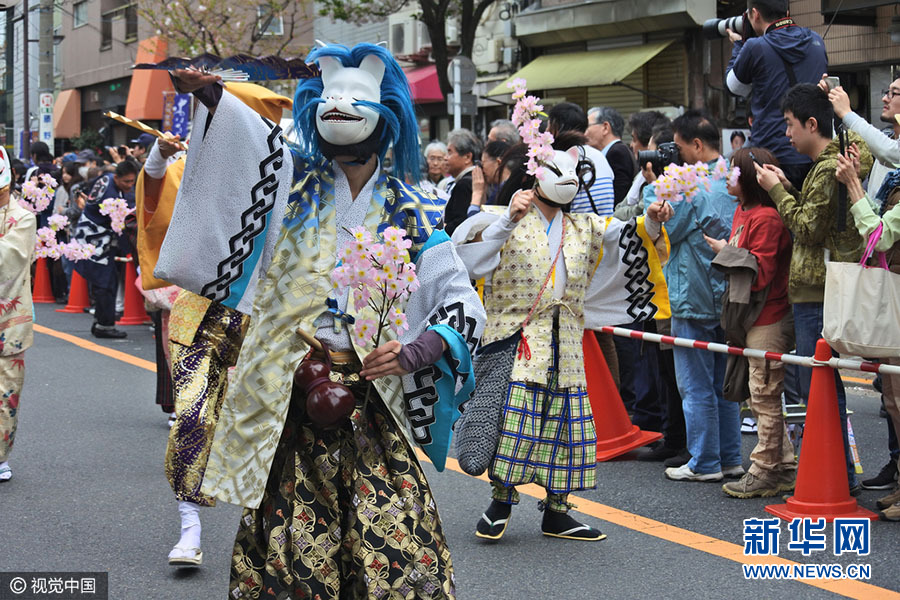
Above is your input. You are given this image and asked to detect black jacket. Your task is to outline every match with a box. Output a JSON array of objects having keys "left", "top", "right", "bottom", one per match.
[
  {"left": 606, "top": 141, "right": 637, "bottom": 207},
  {"left": 443, "top": 171, "right": 473, "bottom": 236}
]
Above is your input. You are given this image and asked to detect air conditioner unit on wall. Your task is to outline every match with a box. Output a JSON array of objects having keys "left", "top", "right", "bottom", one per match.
[
  {"left": 392, "top": 19, "right": 432, "bottom": 55},
  {"left": 446, "top": 21, "right": 459, "bottom": 46},
  {"left": 390, "top": 22, "right": 406, "bottom": 55},
  {"left": 417, "top": 21, "right": 431, "bottom": 50},
  {"left": 487, "top": 39, "right": 502, "bottom": 64}
]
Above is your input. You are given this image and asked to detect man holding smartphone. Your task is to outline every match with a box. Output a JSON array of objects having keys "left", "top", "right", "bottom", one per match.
[
  {"left": 822, "top": 74, "right": 900, "bottom": 199},
  {"left": 726, "top": 0, "right": 827, "bottom": 190},
  {"left": 756, "top": 83, "right": 873, "bottom": 495}
]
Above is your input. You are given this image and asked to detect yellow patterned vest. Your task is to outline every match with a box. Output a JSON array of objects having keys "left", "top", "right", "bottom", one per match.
[{"left": 481, "top": 205, "right": 603, "bottom": 389}]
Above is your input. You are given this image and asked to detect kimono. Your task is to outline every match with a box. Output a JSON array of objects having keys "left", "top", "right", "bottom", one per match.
[
  {"left": 165, "top": 290, "right": 248, "bottom": 506},
  {"left": 72, "top": 173, "right": 135, "bottom": 291},
  {"left": 155, "top": 91, "right": 485, "bottom": 599},
  {"left": 135, "top": 82, "right": 290, "bottom": 502},
  {"left": 0, "top": 198, "right": 36, "bottom": 462},
  {"left": 72, "top": 173, "right": 135, "bottom": 330},
  {"left": 452, "top": 205, "right": 669, "bottom": 507}
]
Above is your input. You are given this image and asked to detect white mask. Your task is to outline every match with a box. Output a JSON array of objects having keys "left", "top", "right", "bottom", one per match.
[
  {"left": 78, "top": 166, "right": 89, "bottom": 180},
  {"left": 0, "top": 145, "right": 9, "bottom": 189},
  {"left": 315, "top": 54, "right": 385, "bottom": 146},
  {"left": 537, "top": 147, "right": 581, "bottom": 206}
]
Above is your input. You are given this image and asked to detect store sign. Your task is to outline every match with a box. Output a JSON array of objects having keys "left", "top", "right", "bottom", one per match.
[{"left": 39, "top": 93, "right": 54, "bottom": 147}]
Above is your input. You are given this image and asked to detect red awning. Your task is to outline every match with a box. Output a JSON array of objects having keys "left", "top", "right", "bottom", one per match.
[
  {"left": 125, "top": 36, "right": 174, "bottom": 121},
  {"left": 405, "top": 65, "right": 443, "bottom": 104}
]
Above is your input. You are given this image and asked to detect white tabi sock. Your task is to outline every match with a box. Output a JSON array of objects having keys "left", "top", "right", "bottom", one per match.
[{"left": 176, "top": 501, "right": 201, "bottom": 549}]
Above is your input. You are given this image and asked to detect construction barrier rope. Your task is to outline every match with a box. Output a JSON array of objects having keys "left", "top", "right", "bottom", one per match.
[{"left": 599, "top": 326, "right": 900, "bottom": 377}]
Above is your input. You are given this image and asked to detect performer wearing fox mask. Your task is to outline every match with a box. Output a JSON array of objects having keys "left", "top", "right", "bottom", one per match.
[
  {"left": 452, "top": 133, "right": 672, "bottom": 542},
  {"left": 163, "top": 43, "right": 484, "bottom": 599}
]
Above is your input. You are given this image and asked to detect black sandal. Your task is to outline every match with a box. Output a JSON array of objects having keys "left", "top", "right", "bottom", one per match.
[
  {"left": 475, "top": 500, "right": 512, "bottom": 540},
  {"left": 541, "top": 510, "right": 606, "bottom": 541}
]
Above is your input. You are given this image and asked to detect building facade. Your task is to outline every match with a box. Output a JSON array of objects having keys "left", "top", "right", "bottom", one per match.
[
  {"left": 3, "top": 1, "right": 43, "bottom": 158},
  {"left": 485, "top": 0, "right": 716, "bottom": 136},
  {"left": 50, "top": 0, "right": 313, "bottom": 152}
]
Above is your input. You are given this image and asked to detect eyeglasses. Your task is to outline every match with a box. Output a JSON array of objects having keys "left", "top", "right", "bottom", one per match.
[
  {"left": 883, "top": 89, "right": 900, "bottom": 100},
  {"left": 426, "top": 155, "right": 446, "bottom": 163}
]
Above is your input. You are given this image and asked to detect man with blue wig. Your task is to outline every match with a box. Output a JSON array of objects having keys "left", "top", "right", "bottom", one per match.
[{"left": 162, "top": 43, "right": 485, "bottom": 598}]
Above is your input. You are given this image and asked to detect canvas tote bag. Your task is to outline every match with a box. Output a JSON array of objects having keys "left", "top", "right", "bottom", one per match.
[{"left": 823, "top": 224, "right": 900, "bottom": 358}]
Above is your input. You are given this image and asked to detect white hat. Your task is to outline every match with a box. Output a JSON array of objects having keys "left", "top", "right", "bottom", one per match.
[{"left": 0, "top": 145, "right": 10, "bottom": 189}]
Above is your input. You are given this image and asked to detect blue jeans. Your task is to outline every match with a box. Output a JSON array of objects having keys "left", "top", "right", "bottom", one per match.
[
  {"left": 792, "top": 303, "right": 858, "bottom": 488},
  {"left": 671, "top": 317, "right": 741, "bottom": 474}
]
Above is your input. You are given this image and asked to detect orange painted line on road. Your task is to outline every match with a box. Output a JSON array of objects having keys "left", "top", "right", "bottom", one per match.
[
  {"left": 416, "top": 449, "right": 898, "bottom": 600},
  {"left": 33, "top": 324, "right": 157, "bottom": 373},
  {"left": 41, "top": 322, "right": 891, "bottom": 598}
]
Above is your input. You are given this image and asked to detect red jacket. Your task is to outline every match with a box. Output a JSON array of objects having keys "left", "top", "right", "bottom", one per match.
[{"left": 729, "top": 204, "right": 792, "bottom": 326}]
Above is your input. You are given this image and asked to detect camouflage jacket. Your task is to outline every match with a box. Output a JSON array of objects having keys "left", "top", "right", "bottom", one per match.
[{"left": 768, "top": 131, "right": 873, "bottom": 303}]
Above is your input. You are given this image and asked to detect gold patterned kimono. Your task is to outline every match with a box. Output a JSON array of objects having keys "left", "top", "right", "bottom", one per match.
[
  {"left": 156, "top": 91, "right": 485, "bottom": 599},
  {"left": 165, "top": 290, "right": 248, "bottom": 506}
]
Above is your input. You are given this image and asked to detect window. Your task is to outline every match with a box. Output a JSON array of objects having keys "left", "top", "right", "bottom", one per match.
[
  {"left": 100, "top": 14, "right": 111, "bottom": 50},
  {"left": 125, "top": 4, "right": 138, "bottom": 42},
  {"left": 257, "top": 5, "right": 284, "bottom": 36},
  {"left": 73, "top": 1, "right": 88, "bottom": 28}
]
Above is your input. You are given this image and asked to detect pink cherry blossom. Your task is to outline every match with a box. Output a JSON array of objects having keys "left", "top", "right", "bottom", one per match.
[
  {"left": 20, "top": 174, "right": 56, "bottom": 213},
  {"left": 353, "top": 318, "right": 377, "bottom": 346},
  {"left": 353, "top": 286, "right": 371, "bottom": 312},
  {"left": 48, "top": 214, "right": 69, "bottom": 231},
  {"left": 510, "top": 79, "right": 556, "bottom": 182},
  {"left": 388, "top": 307, "right": 409, "bottom": 335},
  {"left": 98, "top": 198, "right": 134, "bottom": 234},
  {"left": 332, "top": 227, "right": 419, "bottom": 349}
]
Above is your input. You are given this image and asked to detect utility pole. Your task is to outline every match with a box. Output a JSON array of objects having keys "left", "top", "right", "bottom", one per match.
[
  {"left": 38, "top": 0, "right": 51, "bottom": 150},
  {"left": 22, "top": 0, "right": 29, "bottom": 157},
  {"left": 38, "top": 0, "right": 50, "bottom": 92}
]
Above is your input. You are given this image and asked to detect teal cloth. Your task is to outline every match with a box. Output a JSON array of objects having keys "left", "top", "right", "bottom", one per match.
[{"left": 421, "top": 322, "right": 475, "bottom": 472}]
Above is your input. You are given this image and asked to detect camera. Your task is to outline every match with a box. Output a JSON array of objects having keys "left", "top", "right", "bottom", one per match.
[
  {"left": 824, "top": 76, "right": 841, "bottom": 91},
  {"left": 703, "top": 12, "right": 755, "bottom": 40},
  {"left": 637, "top": 142, "right": 681, "bottom": 177}
]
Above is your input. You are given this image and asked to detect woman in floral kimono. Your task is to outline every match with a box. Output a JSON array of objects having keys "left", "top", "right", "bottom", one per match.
[
  {"left": 163, "top": 43, "right": 485, "bottom": 598},
  {"left": 0, "top": 146, "right": 36, "bottom": 482}
]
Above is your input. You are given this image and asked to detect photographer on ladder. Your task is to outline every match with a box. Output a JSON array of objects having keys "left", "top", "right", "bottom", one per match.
[{"left": 725, "top": 0, "right": 827, "bottom": 190}]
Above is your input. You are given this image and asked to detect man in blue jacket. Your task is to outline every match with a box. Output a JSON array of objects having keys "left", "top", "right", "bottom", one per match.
[
  {"left": 726, "top": 0, "right": 827, "bottom": 189},
  {"left": 644, "top": 110, "right": 741, "bottom": 482}
]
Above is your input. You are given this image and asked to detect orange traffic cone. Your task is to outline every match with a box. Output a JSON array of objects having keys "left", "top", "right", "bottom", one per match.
[
  {"left": 584, "top": 330, "right": 663, "bottom": 461},
  {"left": 116, "top": 257, "right": 151, "bottom": 326},
  {"left": 56, "top": 270, "right": 90, "bottom": 313},
  {"left": 766, "top": 339, "right": 877, "bottom": 522},
  {"left": 32, "top": 257, "right": 55, "bottom": 303}
]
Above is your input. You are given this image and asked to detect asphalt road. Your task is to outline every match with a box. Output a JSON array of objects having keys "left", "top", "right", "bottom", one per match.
[{"left": 2, "top": 304, "right": 899, "bottom": 600}]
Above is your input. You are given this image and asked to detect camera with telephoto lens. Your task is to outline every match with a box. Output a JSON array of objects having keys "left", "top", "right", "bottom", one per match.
[
  {"left": 637, "top": 142, "right": 681, "bottom": 177},
  {"left": 703, "top": 12, "right": 755, "bottom": 40}
]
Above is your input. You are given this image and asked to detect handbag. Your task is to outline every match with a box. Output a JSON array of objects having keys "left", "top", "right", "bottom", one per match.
[
  {"left": 454, "top": 215, "right": 566, "bottom": 476},
  {"left": 823, "top": 224, "right": 900, "bottom": 357}
]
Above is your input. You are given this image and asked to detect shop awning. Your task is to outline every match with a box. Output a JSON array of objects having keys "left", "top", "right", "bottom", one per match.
[
  {"left": 488, "top": 40, "right": 673, "bottom": 96},
  {"left": 405, "top": 65, "right": 444, "bottom": 104},
  {"left": 53, "top": 89, "right": 81, "bottom": 139},
  {"left": 125, "top": 36, "right": 174, "bottom": 120}
]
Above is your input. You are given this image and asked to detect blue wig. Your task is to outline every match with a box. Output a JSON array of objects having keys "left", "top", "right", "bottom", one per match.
[{"left": 293, "top": 43, "right": 422, "bottom": 183}]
